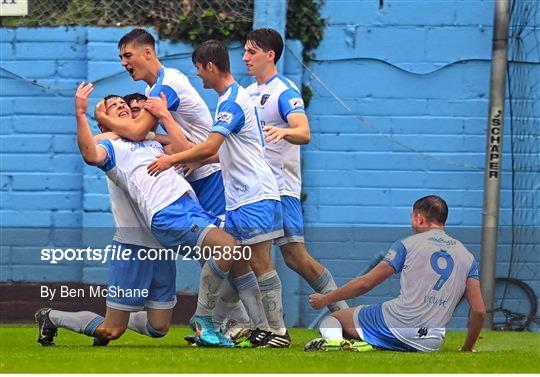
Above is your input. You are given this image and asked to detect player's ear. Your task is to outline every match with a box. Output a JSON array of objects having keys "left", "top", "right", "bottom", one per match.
[
  {"left": 268, "top": 50, "right": 276, "bottom": 63},
  {"left": 144, "top": 46, "right": 153, "bottom": 59}
]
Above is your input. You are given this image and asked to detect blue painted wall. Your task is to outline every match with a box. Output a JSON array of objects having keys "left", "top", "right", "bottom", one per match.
[{"left": 1, "top": 0, "right": 538, "bottom": 329}]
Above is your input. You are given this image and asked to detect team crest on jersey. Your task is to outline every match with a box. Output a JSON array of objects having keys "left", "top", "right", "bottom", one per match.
[
  {"left": 289, "top": 98, "right": 304, "bottom": 109},
  {"left": 216, "top": 111, "right": 233, "bottom": 124},
  {"left": 260, "top": 94, "right": 271, "bottom": 106}
]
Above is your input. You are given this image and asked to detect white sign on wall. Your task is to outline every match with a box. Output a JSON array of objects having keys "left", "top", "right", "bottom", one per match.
[{"left": 0, "top": 0, "right": 28, "bottom": 17}]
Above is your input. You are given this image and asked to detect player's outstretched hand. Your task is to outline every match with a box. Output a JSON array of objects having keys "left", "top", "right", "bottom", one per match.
[
  {"left": 75, "top": 81, "right": 93, "bottom": 116},
  {"left": 263, "top": 125, "right": 288, "bottom": 144},
  {"left": 309, "top": 293, "right": 328, "bottom": 310},
  {"left": 147, "top": 155, "right": 175, "bottom": 176},
  {"left": 144, "top": 92, "right": 169, "bottom": 119}
]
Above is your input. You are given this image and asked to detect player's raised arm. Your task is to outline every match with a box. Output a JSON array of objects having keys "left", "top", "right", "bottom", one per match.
[
  {"left": 94, "top": 100, "right": 158, "bottom": 141},
  {"left": 75, "top": 82, "right": 107, "bottom": 166},
  {"left": 309, "top": 261, "right": 394, "bottom": 309},
  {"left": 461, "top": 277, "right": 486, "bottom": 351}
]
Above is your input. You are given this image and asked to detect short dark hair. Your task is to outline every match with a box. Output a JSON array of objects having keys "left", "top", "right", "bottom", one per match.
[
  {"left": 124, "top": 93, "right": 147, "bottom": 105},
  {"left": 246, "top": 28, "right": 284, "bottom": 64},
  {"left": 98, "top": 94, "right": 124, "bottom": 131},
  {"left": 413, "top": 195, "right": 448, "bottom": 225},
  {"left": 103, "top": 94, "right": 124, "bottom": 103},
  {"left": 192, "top": 40, "right": 230, "bottom": 73},
  {"left": 118, "top": 28, "right": 155, "bottom": 50}
]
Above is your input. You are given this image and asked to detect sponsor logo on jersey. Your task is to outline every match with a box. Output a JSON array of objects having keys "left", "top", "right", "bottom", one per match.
[
  {"left": 260, "top": 94, "right": 271, "bottom": 106},
  {"left": 428, "top": 236, "right": 456, "bottom": 246},
  {"left": 289, "top": 97, "right": 304, "bottom": 109},
  {"left": 386, "top": 249, "right": 397, "bottom": 261},
  {"left": 216, "top": 112, "right": 233, "bottom": 124}
]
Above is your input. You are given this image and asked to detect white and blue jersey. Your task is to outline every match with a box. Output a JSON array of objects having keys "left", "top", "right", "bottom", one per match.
[
  {"left": 97, "top": 138, "right": 196, "bottom": 227},
  {"left": 210, "top": 82, "right": 280, "bottom": 210},
  {"left": 106, "top": 179, "right": 162, "bottom": 248},
  {"left": 96, "top": 139, "right": 221, "bottom": 313},
  {"left": 357, "top": 229, "right": 479, "bottom": 352},
  {"left": 246, "top": 74, "right": 305, "bottom": 198},
  {"left": 145, "top": 66, "right": 221, "bottom": 183},
  {"left": 97, "top": 138, "right": 221, "bottom": 250}
]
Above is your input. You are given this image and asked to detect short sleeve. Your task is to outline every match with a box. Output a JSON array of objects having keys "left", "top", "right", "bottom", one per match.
[
  {"left": 149, "top": 84, "right": 180, "bottom": 112},
  {"left": 383, "top": 240, "right": 407, "bottom": 273},
  {"left": 277, "top": 88, "right": 305, "bottom": 122},
  {"left": 467, "top": 259, "right": 480, "bottom": 280},
  {"left": 211, "top": 100, "right": 245, "bottom": 137},
  {"left": 96, "top": 139, "right": 116, "bottom": 172}
]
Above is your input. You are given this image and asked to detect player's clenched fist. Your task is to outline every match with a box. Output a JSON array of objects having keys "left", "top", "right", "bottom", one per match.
[
  {"left": 147, "top": 154, "right": 175, "bottom": 176},
  {"left": 309, "top": 293, "right": 328, "bottom": 310}
]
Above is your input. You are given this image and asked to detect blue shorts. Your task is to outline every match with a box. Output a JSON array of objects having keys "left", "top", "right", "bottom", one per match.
[
  {"left": 189, "top": 171, "right": 226, "bottom": 219},
  {"left": 225, "top": 199, "right": 284, "bottom": 245},
  {"left": 353, "top": 304, "right": 418, "bottom": 352},
  {"left": 151, "top": 194, "right": 222, "bottom": 250},
  {"left": 274, "top": 195, "right": 305, "bottom": 246},
  {"left": 106, "top": 241, "right": 176, "bottom": 311}
]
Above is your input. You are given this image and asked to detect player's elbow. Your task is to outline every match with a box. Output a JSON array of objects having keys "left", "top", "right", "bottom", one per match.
[
  {"left": 81, "top": 153, "right": 101, "bottom": 166},
  {"left": 302, "top": 132, "right": 311, "bottom": 144},
  {"left": 473, "top": 306, "right": 486, "bottom": 319},
  {"left": 205, "top": 144, "right": 220, "bottom": 157},
  {"left": 130, "top": 129, "right": 148, "bottom": 142}
]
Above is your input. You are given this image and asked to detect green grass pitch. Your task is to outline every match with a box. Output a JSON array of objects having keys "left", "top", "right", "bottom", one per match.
[{"left": 1, "top": 325, "right": 538, "bottom": 373}]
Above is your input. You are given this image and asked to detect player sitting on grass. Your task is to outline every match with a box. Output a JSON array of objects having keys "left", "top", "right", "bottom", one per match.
[{"left": 305, "top": 195, "right": 486, "bottom": 352}]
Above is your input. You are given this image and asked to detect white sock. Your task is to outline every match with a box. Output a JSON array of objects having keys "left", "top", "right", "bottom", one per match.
[
  {"left": 127, "top": 311, "right": 166, "bottom": 338},
  {"left": 48, "top": 310, "right": 104, "bottom": 336},
  {"left": 319, "top": 315, "right": 344, "bottom": 340},
  {"left": 310, "top": 268, "right": 349, "bottom": 312},
  {"left": 257, "top": 270, "right": 286, "bottom": 335},
  {"left": 195, "top": 259, "right": 227, "bottom": 316},
  {"left": 212, "top": 277, "right": 241, "bottom": 329},
  {"left": 228, "top": 302, "right": 250, "bottom": 325},
  {"left": 234, "top": 271, "right": 270, "bottom": 331}
]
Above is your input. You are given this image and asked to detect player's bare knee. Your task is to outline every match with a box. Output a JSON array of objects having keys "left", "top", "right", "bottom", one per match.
[
  {"left": 249, "top": 254, "right": 272, "bottom": 275},
  {"left": 282, "top": 250, "right": 302, "bottom": 272},
  {"left": 147, "top": 322, "right": 168, "bottom": 338},
  {"left": 149, "top": 323, "right": 169, "bottom": 337},
  {"left": 99, "top": 326, "right": 126, "bottom": 340}
]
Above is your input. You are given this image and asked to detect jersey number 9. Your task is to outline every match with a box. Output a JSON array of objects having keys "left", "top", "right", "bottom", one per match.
[{"left": 430, "top": 250, "right": 454, "bottom": 291}]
